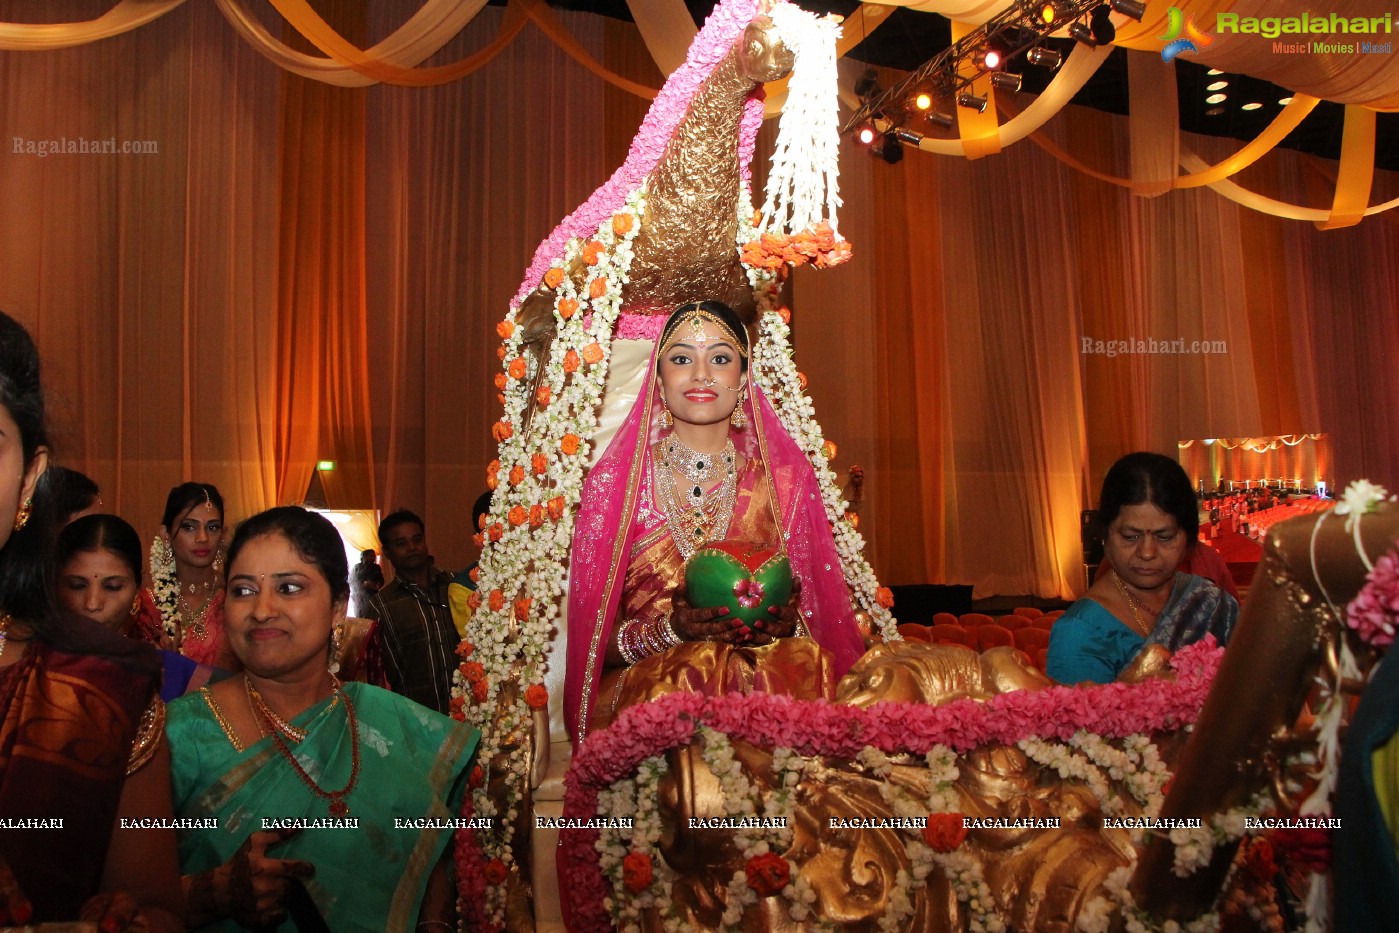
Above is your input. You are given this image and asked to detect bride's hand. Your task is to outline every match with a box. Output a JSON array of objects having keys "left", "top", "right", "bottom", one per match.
[
  {"left": 671, "top": 591, "right": 746, "bottom": 644},
  {"left": 747, "top": 578, "right": 801, "bottom": 646}
]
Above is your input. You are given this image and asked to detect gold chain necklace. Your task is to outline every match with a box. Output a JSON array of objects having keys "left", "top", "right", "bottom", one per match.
[
  {"left": 1112, "top": 571, "right": 1157, "bottom": 637},
  {"left": 655, "top": 439, "right": 738, "bottom": 560}
]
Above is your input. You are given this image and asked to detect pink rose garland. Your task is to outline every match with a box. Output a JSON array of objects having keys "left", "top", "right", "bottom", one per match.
[
  {"left": 1347, "top": 545, "right": 1399, "bottom": 648},
  {"left": 560, "top": 638, "right": 1224, "bottom": 930}
]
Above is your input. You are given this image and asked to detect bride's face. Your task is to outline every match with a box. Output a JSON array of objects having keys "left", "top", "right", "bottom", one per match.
[{"left": 656, "top": 321, "right": 746, "bottom": 429}]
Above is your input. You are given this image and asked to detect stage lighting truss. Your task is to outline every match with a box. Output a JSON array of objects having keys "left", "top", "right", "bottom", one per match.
[{"left": 841, "top": 0, "right": 1128, "bottom": 148}]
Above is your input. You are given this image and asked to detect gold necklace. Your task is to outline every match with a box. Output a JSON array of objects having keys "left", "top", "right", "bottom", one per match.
[
  {"left": 1111, "top": 572, "right": 1157, "bottom": 637},
  {"left": 0, "top": 612, "right": 10, "bottom": 660}
]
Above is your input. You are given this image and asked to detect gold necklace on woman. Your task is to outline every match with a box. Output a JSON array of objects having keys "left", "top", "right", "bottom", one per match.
[
  {"left": 655, "top": 434, "right": 737, "bottom": 559},
  {"left": 178, "top": 578, "right": 216, "bottom": 642},
  {"left": 246, "top": 674, "right": 360, "bottom": 817},
  {"left": 1112, "top": 571, "right": 1157, "bottom": 637}
]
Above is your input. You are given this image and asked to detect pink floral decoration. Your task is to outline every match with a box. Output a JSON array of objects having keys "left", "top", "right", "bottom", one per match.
[
  {"left": 1347, "top": 545, "right": 1399, "bottom": 647},
  {"left": 514, "top": 0, "right": 764, "bottom": 305},
  {"left": 558, "top": 638, "right": 1225, "bottom": 930},
  {"left": 453, "top": 792, "right": 494, "bottom": 932}
]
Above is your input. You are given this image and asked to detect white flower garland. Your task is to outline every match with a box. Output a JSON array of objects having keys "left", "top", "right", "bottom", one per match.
[{"left": 148, "top": 536, "right": 180, "bottom": 641}]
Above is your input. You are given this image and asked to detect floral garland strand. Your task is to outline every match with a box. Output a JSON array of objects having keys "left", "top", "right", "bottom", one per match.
[
  {"left": 738, "top": 208, "right": 898, "bottom": 642},
  {"left": 456, "top": 185, "right": 646, "bottom": 928},
  {"left": 148, "top": 536, "right": 180, "bottom": 641}
]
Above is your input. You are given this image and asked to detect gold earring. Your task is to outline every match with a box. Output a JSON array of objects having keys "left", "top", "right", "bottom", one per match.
[
  {"left": 730, "top": 389, "right": 748, "bottom": 430},
  {"left": 659, "top": 396, "right": 674, "bottom": 430},
  {"left": 130, "top": 593, "right": 142, "bottom": 618},
  {"left": 12, "top": 499, "right": 31, "bottom": 532}
]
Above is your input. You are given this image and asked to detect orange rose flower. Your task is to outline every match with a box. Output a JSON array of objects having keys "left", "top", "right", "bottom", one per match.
[
  {"left": 508, "top": 505, "right": 528, "bottom": 527},
  {"left": 535, "top": 385, "right": 551, "bottom": 407},
  {"left": 508, "top": 357, "right": 528, "bottom": 381},
  {"left": 525, "top": 683, "right": 548, "bottom": 710},
  {"left": 496, "top": 392, "right": 506, "bottom": 406},
  {"left": 486, "top": 474, "right": 499, "bottom": 492},
  {"left": 547, "top": 496, "right": 565, "bottom": 521},
  {"left": 496, "top": 346, "right": 506, "bottom": 361},
  {"left": 560, "top": 434, "right": 581, "bottom": 456},
  {"left": 797, "top": 372, "right": 809, "bottom": 391},
  {"left": 543, "top": 267, "right": 564, "bottom": 289},
  {"left": 581, "top": 343, "right": 604, "bottom": 365},
  {"left": 484, "top": 858, "right": 508, "bottom": 885},
  {"left": 846, "top": 512, "right": 860, "bottom": 530},
  {"left": 496, "top": 319, "right": 515, "bottom": 340},
  {"left": 493, "top": 372, "right": 507, "bottom": 391},
  {"left": 582, "top": 240, "right": 603, "bottom": 266},
  {"left": 469, "top": 566, "right": 480, "bottom": 583},
  {"left": 745, "top": 853, "right": 790, "bottom": 897},
  {"left": 558, "top": 297, "right": 578, "bottom": 320},
  {"left": 875, "top": 587, "right": 895, "bottom": 609},
  {"left": 922, "top": 813, "right": 968, "bottom": 852},
  {"left": 492, "top": 421, "right": 513, "bottom": 443},
  {"left": 508, "top": 465, "right": 525, "bottom": 487},
  {"left": 588, "top": 276, "right": 607, "bottom": 299},
  {"left": 622, "top": 851, "right": 652, "bottom": 893},
  {"left": 471, "top": 679, "right": 489, "bottom": 703},
  {"left": 822, "top": 440, "right": 838, "bottom": 461},
  {"left": 513, "top": 598, "right": 532, "bottom": 622},
  {"left": 778, "top": 306, "right": 792, "bottom": 324},
  {"left": 461, "top": 661, "right": 485, "bottom": 684},
  {"left": 469, "top": 765, "right": 484, "bottom": 788},
  {"left": 488, "top": 589, "right": 505, "bottom": 612},
  {"left": 487, "top": 458, "right": 501, "bottom": 477},
  {"left": 612, "top": 213, "right": 634, "bottom": 236},
  {"left": 471, "top": 532, "right": 484, "bottom": 548},
  {"left": 455, "top": 640, "right": 475, "bottom": 658},
  {"left": 467, "top": 590, "right": 482, "bottom": 611},
  {"left": 529, "top": 504, "right": 544, "bottom": 528},
  {"left": 532, "top": 453, "right": 548, "bottom": 476},
  {"left": 488, "top": 523, "right": 503, "bottom": 543},
  {"left": 450, "top": 695, "right": 466, "bottom": 718},
  {"left": 563, "top": 349, "right": 581, "bottom": 373}
]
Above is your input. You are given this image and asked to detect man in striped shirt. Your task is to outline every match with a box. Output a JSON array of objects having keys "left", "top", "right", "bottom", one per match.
[{"left": 363, "top": 510, "right": 458, "bottom": 713}]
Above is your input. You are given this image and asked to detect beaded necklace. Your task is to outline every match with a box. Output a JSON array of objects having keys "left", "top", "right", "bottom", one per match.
[
  {"left": 247, "top": 675, "right": 360, "bottom": 817},
  {"left": 655, "top": 435, "right": 738, "bottom": 559}
]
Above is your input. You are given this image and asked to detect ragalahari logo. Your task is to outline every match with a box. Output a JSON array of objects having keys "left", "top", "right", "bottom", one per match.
[{"left": 1160, "top": 6, "right": 1214, "bottom": 62}]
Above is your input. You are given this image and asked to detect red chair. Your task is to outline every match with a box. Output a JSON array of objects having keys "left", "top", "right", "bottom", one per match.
[
  {"left": 959, "top": 612, "right": 995, "bottom": 628},
  {"left": 1014, "top": 627, "right": 1050, "bottom": 656},
  {"left": 1033, "top": 647, "right": 1049, "bottom": 671},
  {"left": 898, "top": 623, "right": 931, "bottom": 643},
  {"left": 929, "top": 624, "right": 977, "bottom": 650},
  {"left": 1013, "top": 606, "right": 1044, "bottom": 619},
  {"left": 932, "top": 612, "right": 959, "bottom": 627},
  {"left": 997, "top": 615, "right": 1030, "bottom": 631},
  {"left": 1028, "top": 617, "right": 1055, "bottom": 631},
  {"left": 975, "top": 624, "right": 1015, "bottom": 652},
  {"left": 1043, "top": 609, "right": 1065, "bottom": 621}
]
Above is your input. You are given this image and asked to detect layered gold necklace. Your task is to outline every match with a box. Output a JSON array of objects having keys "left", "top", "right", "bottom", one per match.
[
  {"left": 654, "top": 434, "right": 737, "bottom": 559},
  {"left": 1112, "top": 571, "right": 1160, "bottom": 637}
]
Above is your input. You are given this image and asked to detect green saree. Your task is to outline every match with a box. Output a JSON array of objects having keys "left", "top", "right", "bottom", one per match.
[{"left": 166, "top": 681, "right": 478, "bottom": 932}]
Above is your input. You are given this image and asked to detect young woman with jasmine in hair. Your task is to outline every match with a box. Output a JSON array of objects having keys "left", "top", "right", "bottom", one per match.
[
  {"left": 165, "top": 506, "right": 479, "bottom": 931},
  {"left": 0, "top": 311, "right": 181, "bottom": 931},
  {"left": 137, "top": 481, "right": 240, "bottom": 670},
  {"left": 564, "top": 300, "right": 865, "bottom": 744}
]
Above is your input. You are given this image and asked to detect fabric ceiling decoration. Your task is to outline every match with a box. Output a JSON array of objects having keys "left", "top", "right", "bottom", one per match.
[{"left": 0, "top": 0, "right": 186, "bottom": 50}]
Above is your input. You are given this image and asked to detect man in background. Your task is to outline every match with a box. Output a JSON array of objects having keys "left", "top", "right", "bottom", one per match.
[{"left": 363, "top": 510, "right": 457, "bottom": 713}]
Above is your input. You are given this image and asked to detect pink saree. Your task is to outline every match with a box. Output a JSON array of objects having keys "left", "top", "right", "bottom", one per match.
[{"left": 564, "top": 351, "right": 866, "bottom": 745}]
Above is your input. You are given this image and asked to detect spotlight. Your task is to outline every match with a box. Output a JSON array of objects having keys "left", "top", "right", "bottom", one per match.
[
  {"left": 879, "top": 131, "right": 904, "bottom": 165},
  {"left": 957, "top": 92, "right": 988, "bottom": 113},
  {"left": 991, "top": 72, "right": 1023, "bottom": 92},
  {"left": 1038, "top": 3, "right": 1059, "bottom": 25},
  {"left": 857, "top": 125, "right": 876, "bottom": 145},
  {"left": 1241, "top": 102, "right": 1262, "bottom": 111},
  {"left": 984, "top": 33, "right": 1013, "bottom": 71},
  {"left": 984, "top": 48, "right": 1002, "bottom": 70},
  {"left": 1069, "top": 21, "right": 1097, "bottom": 45},
  {"left": 895, "top": 128, "right": 924, "bottom": 145},
  {"left": 1110, "top": 0, "right": 1147, "bottom": 22},
  {"left": 1205, "top": 92, "right": 1226, "bottom": 104},
  {"left": 1026, "top": 47, "right": 1062, "bottom": 69},
  {"left": 1206, "top": 80, "right": 1228, "bottom": 91},
  {"left": 1090, "top": 5, "right": 1116, "bottom": 44},
  {"left": 1278, "top": 96, "right": 1293, "bottom": 105},
  {"left": 914, "top": 91, "right": 933, "bottom": 111},
  {"left": 928, "top": 110, "right": 955, "bottom": 129}
]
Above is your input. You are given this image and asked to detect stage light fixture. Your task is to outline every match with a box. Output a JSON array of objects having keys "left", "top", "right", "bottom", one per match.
[
  {"left": 1206, "top": 68, "right": 1223, "bottom": 76},
  {"left": 991, "top": 72, "right": 1023, "bottom": 92},
  {"left": 1207, "top": 80, "right": 1228, "bottom": 91},
  {"left": 1278, "top": 96, "right": 1293, "bottom": 105},
  {"left": 857, "top": 125, "right": 876, "bottom": 145},
  {"left": 1205, "top": 92, "right": 1226, "bottom": 104},
  {"left": 1069, "top": 22, "right": 1097, "bottom": 45},
  {"left": 1090, "top": 5, "right": 1116, "bottom": 44},
  {"left": 957, "top": 92, "right": 988, "bottom": 113},
  {"left": 1109, "top": 0, "right": 1147, "bottom": 22},
  {"left": 984, "top": 48, "right": 1002, "bottom": 70},
  {"left": 928, "top": 110, "right": 955, "bottom": 129},
  {"left": 1205, "top": 106, "right": 1225, "bottom": 116},
  {"left": 880, "top": 131, "right": 904, "bottom": 165},
  {"left": 854, "top": 69, "right": 879, "bottom": 100},
  {"left": 1241, "top": 102, "right": 1262, "bottom": 111},
  {"left": 914, "top": 91, "right": 933, "bottom": 111},
  {"left": 895, "top": 128, "right": 924, "bottom": 145},
  {"left": 1038, "top": 3, "right": 1058, "bottom": 25},
  {"left": 1027, "top": 47, "right": 1062, "bottom": 69}
]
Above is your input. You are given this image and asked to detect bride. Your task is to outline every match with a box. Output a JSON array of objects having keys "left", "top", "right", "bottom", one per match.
[{"left": 564, "top": 300, "right": 865, "bottom": 743}]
